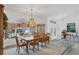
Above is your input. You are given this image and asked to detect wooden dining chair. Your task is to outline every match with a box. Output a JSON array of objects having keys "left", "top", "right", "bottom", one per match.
[
  {"left": 16, "top": 37, "right": 28, "bottom": 54},
  {"left": 42, "top": 35, "right": 48, "bottom": 46},
  {"left": 44, "top": 34, "right": 50, "bottom": 43},
  {"left": 38, "top": 34, "right": 45, "bottom": 46},
  {"left": 46, "top": 33, "right": 50, "bottom": 43},
  {"left": 29, "top": 37, "right": 39, "bottom": 52},
  {"left": 39, "top": 33, "right": 50, "bottom": 46}
]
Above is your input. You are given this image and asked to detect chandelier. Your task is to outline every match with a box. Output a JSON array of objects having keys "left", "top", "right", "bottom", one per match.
[{"left": 27, "top": 8, "right": 36, "bottom": 28}]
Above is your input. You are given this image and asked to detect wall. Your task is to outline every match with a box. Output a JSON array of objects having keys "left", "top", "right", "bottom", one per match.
[
  {"left": 5, "top": 9, "right": 47, "bottom": 30},
  {"left": 5, "top": 9, "right": 47, "bottom": 24},
  {"left": 46, "top": 15, "right": 79, "bottom": 40},
  {"left": 45, "top": 17, "right": 57, "bottom": 40},
  {"left": 5, "top": 9, "right": 79, "bottom": 40},
  {"left": 7, "top": 23, "right": 27, "bottom": 29}
]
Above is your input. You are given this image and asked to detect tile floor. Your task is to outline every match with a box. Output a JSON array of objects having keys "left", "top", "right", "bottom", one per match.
[
  {"left": 64, "top": 36, "right": 79, "bottom": 55},
  {"left": 3, "top": 40, "right": 68, "bottom": 55},
  {"left": 4, "top": 35, "right": 79, "bottom": 55}
]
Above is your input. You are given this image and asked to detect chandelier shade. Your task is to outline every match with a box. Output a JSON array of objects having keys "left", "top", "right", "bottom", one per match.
[
  {"left": 28, "top": 17, "right": 36, "bottom": 28},
  {"left": 27, "top": 7, "right": 36, "bottom": 28}
]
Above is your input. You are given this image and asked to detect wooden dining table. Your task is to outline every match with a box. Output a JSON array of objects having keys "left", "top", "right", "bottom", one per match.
[{"left": 20, "top": 36, "right": 33, "bottom": 53}]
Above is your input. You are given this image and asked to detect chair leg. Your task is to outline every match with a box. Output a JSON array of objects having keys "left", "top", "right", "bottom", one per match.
[
  {"left": 17, "top": 47, "right": 20, "bottom": 54},
  {"left": 29, "top": 45, "right": 30, "bottom": 48},
  {"left": 23, "top": 46, "right": 25, "bottom": 49},
  {"left": 48, "top": 40, "right": 49, "bottom": 44},
  {"left": 37, "top": 44, "right": 39, "bottom": 50},
  {"left": 38, "top": 44, "right": 39, "bottom": 50},
  {"left": 45, "top": 41, "right": 46, "bottom": 46},
  {"left": 26, "top": 48, "right": 28, "bottom": 53},
  {"left": 26, "top": 46, "right": 29, "bottom": 53},
  {"left": 41, "top": 42, "right": 43, "bottom": 47},
  {"left": 33, "top": 46, "right": 35, "bottom": 52}
]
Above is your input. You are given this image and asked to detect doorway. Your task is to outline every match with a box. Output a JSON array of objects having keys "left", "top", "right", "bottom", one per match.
[{"left": 50, "top": 20, "right": 57, "bottom": 40}]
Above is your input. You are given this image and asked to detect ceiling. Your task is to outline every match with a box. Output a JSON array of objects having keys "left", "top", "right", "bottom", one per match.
[{"left": 4, "top": 4, "right": 79, "bottom": 23}]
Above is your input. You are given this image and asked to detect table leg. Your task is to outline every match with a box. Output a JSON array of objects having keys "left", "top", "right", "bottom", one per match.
[{"left": 26, "top": 41, "right": 29, "bottom": 53}]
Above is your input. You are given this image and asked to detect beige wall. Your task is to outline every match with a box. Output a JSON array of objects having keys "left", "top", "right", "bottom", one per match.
[
  {"left": 7, "top": 23, "right": 46, "bottom": 30},
  {"left": 7, "top": 23, "right": 27, "bottom": 29}
]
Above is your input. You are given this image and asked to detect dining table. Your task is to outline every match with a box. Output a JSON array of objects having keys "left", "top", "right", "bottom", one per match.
[{"left": 20, "top": 35, "right": 34, "bottom": 53}]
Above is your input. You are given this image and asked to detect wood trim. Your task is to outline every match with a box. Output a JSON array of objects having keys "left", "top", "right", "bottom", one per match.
[
  {"left": 0, "top": 4, "right": 4, "bottom": 7},
  {"left": 36, "top": 24, "right": 45, "bottom": 33},
  {"left": 0, "top": 4, "right": 4, "bottom": 55}
]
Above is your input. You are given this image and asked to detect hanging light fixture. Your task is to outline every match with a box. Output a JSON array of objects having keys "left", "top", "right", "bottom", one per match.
[{"left": 27, "top": 7, "right": 36, "bottom": 28}]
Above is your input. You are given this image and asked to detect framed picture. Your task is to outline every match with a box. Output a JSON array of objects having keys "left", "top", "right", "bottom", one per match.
[{"left": 67, "top": 23, "right": 76, "bottom": 32}]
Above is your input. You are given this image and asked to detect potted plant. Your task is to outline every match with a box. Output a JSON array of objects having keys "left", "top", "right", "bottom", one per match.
[{"left": 3, "top": 13, "right": 8, "bottom": 39}]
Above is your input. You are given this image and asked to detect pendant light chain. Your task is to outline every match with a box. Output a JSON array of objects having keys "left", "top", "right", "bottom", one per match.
[
  {"left": 28, "top": 5, "right": 36, "bottom": 28},
  {"left": 31, "top": 7, "right": 32, "bottom": 18}
]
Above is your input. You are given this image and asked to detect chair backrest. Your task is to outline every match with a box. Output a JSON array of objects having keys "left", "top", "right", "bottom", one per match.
[
  {"left": 46, "top": 33, "right": 50, "bottom": 36},
  {"left": 31, "top": 37, "right": 39, "bottom": 45},
  {"left": 16, "top": 37, "right": 19, "bottom": 47}
]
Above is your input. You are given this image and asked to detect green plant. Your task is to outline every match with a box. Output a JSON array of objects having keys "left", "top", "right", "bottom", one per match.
[
  {"left": 3, "top": 13, "right": 8, "bottom": 39},
  {"left": 3, "top": 13, "right": 8, "bottom": 30}
]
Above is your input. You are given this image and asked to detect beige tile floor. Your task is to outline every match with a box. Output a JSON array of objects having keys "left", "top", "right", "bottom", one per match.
[
  {"left": 4, "top": 35, "right": 79, "bottom": 55},
  {"left": 3, "top": 39, "right": 70, "bottom": 55}
]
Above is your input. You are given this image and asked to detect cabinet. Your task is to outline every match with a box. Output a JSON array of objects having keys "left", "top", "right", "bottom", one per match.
[
  {"left": 0, "top": 4, "right": 4, "bottom": 55},
  {"left": 36, "top": 24, "right": 45, "bottom": 33}
]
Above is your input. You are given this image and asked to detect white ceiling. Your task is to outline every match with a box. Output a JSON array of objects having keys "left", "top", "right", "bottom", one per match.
[{"left": 4, "top": 4, "right": 79, "bottom": 23}]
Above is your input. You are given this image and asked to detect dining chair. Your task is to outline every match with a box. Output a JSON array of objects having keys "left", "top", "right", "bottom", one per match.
[
  {"left": 45, "top": 33, "right": 50, "bottom": 42},
  {"left": 38, "top": 34, "right": 45, "bottom": 46},
  {"left": 29, "top": 37, "right": 39, "bottom": 52},
  {"left": 16, "top": 37, "right": 28, "bottom": 54},
  {"left": 46, "top": 33, "right": 50, "bottom": 43},
  {"left": 39, "top": 33, "right": 50, "bottom": 46}
]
